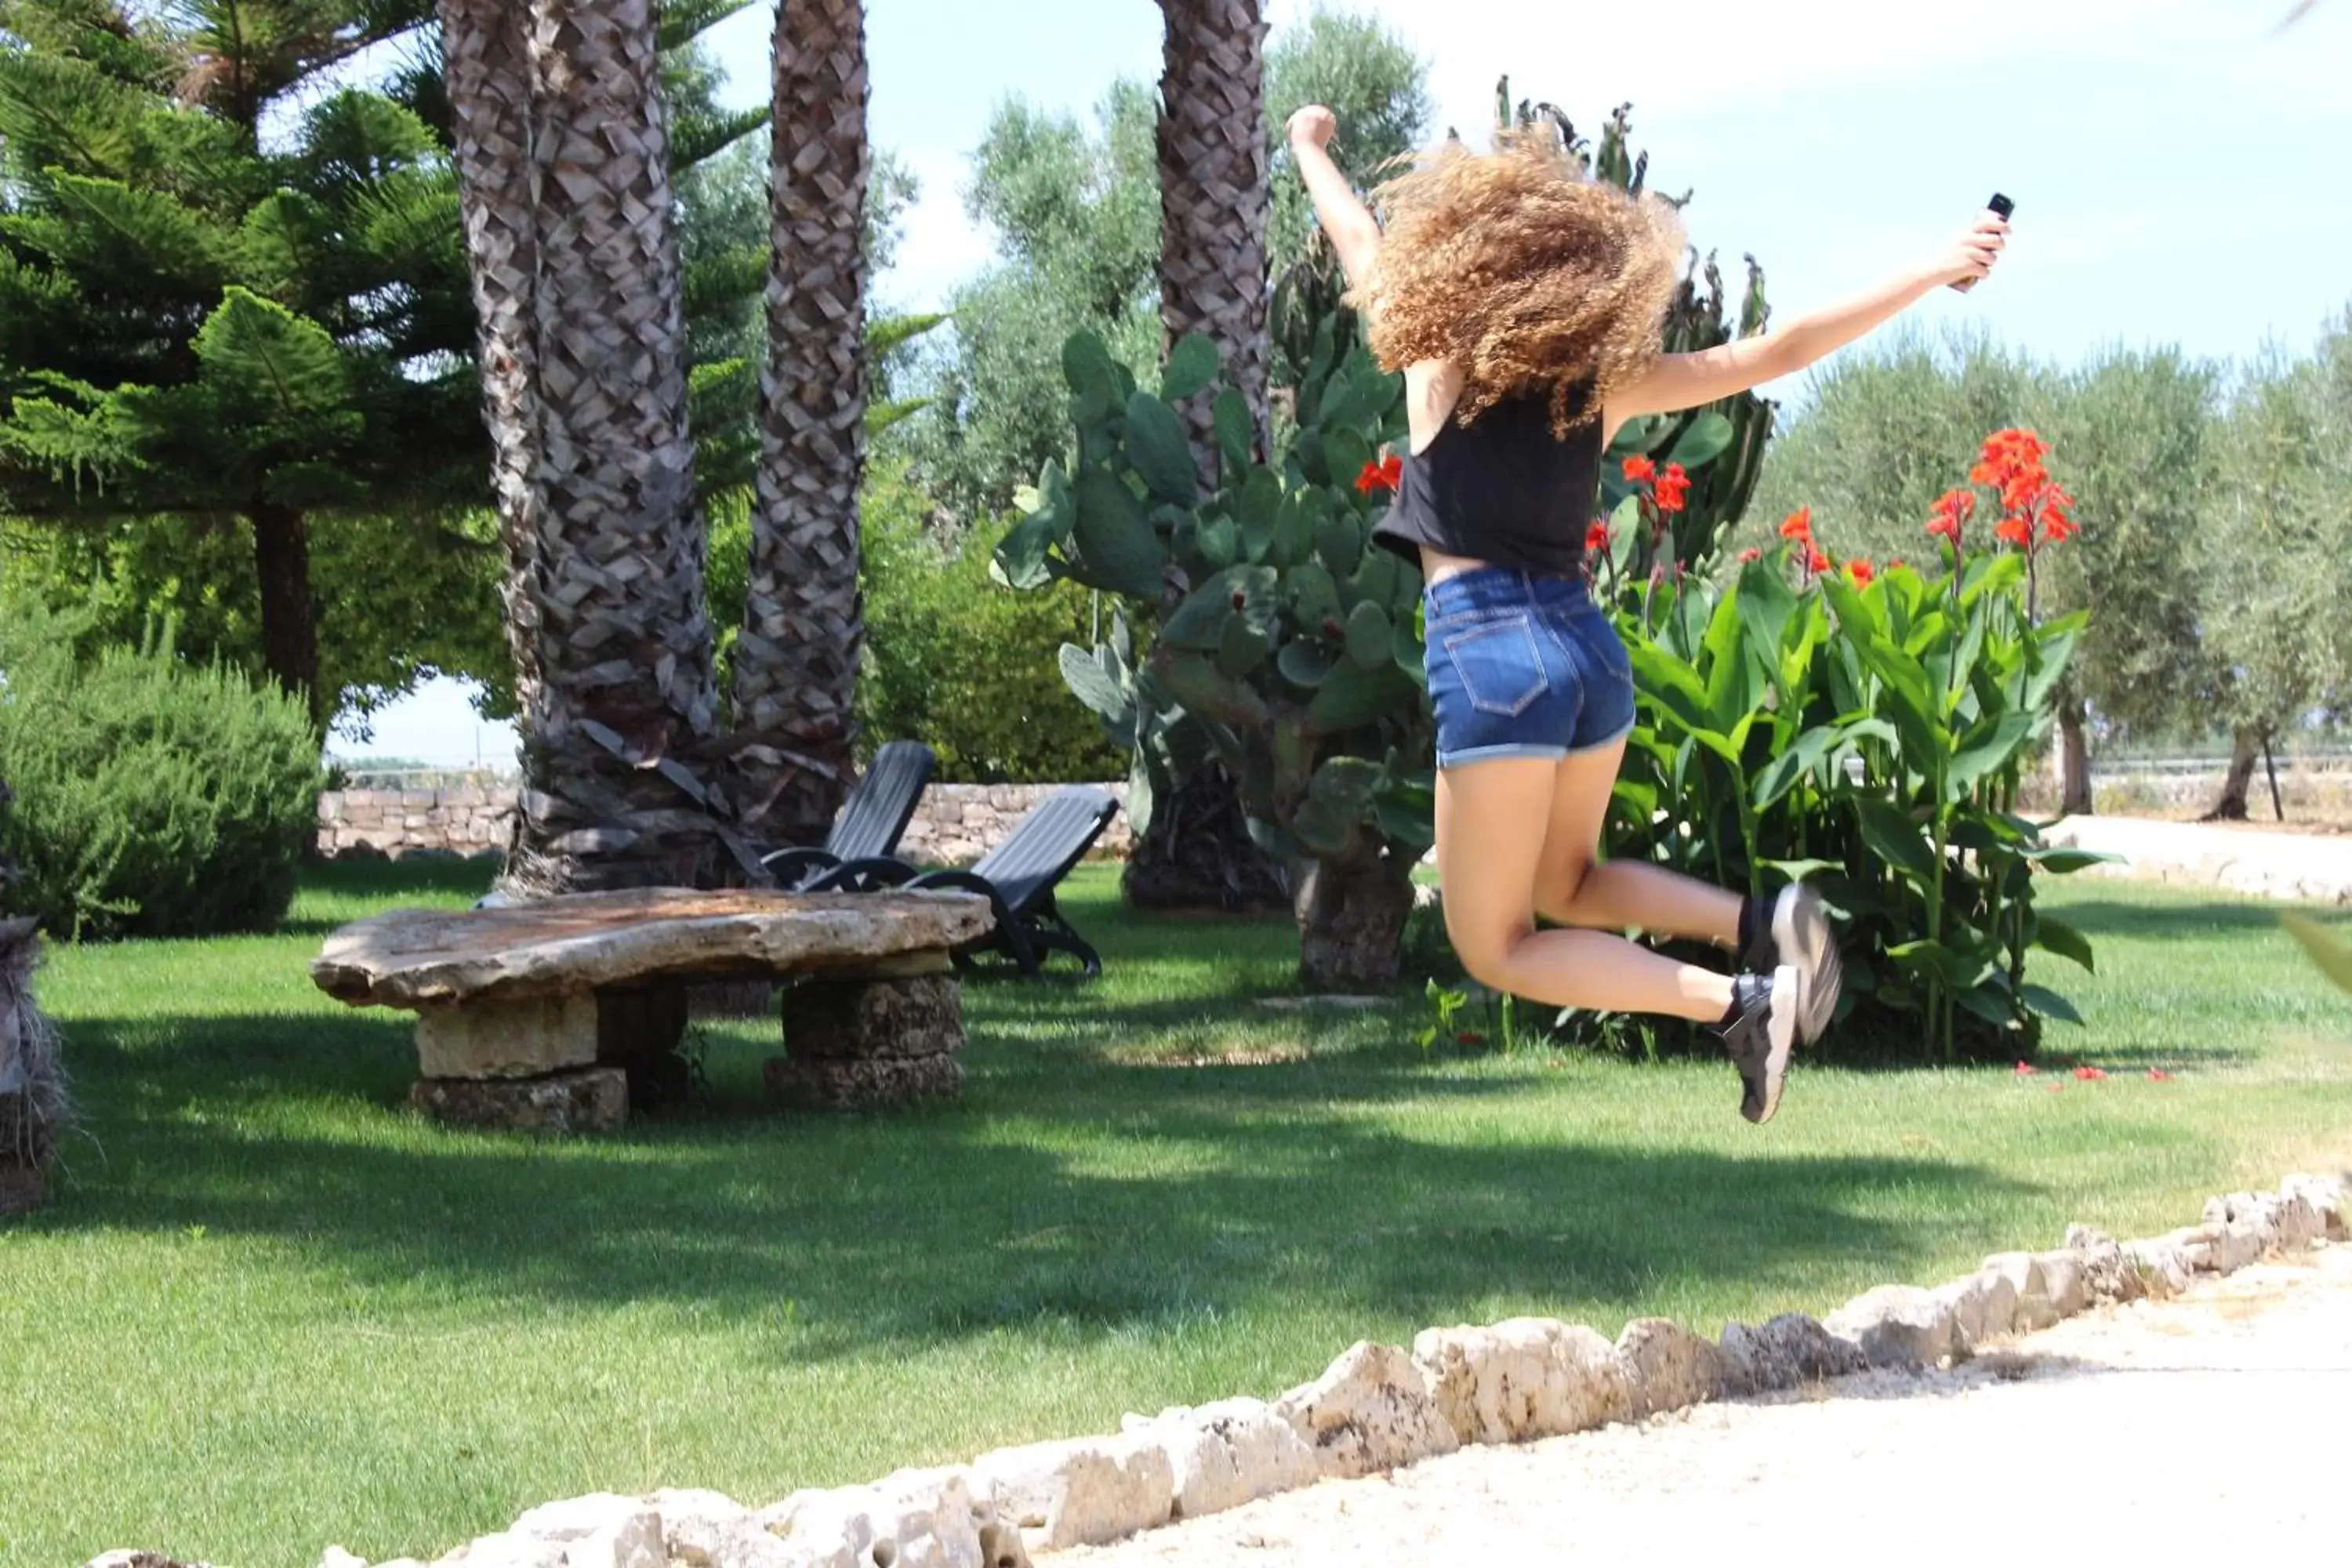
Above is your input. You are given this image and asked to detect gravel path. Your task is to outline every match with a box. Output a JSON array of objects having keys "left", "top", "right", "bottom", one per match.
[{"left": 1050, "top": 1244, "right": 2352, "bottom": 1564}]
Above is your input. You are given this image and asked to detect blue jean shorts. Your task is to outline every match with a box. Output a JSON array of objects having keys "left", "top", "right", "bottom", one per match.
[{"left": 1423, "top": 567, "right": 1637, "bottom": 770}]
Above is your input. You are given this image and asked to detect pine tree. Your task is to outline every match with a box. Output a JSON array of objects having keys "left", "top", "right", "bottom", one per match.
[{"left": 0, "top": 1, "right": 764, "bottom": 731}]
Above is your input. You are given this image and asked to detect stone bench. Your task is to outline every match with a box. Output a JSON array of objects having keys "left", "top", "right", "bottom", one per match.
[{"left": 309, "top": 887, "right": 994, "bottom": 1131}]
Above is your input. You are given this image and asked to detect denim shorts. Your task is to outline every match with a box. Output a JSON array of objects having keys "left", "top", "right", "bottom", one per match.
[{"left": 1423, "top": 567, "right": 1637, "bottom": 770}]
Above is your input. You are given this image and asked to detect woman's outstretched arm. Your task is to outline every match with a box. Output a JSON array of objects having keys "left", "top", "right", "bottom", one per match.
[
  {"left": 1287, "top": 105, "right": 1381, "bottom": 290},
  {"left": 1607, "top": 214, "right": 2010, "bottom": 420}
]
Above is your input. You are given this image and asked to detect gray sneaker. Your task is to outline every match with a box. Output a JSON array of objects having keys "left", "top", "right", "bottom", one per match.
[
  {"left": 1718, "top": 966, "right": 1800, "bottom": 1125},
  {"left": 1744, "top": 884, "right": 1842, "bottom": 1044}
]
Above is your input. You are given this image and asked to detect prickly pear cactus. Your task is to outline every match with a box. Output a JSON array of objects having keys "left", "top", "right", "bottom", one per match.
[{"left": 998, "top": 315, "right": 1432, "bottom": 873}]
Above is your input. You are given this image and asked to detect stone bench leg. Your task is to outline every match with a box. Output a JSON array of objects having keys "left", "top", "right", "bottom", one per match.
[
  {"left": 409, "top": 991, "right": 648, "bottom": 1133},
  {"left": 765, "top": 958, "right": 966, "bottom": 1111}
]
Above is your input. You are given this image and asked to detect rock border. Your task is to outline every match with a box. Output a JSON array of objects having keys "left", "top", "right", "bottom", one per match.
[{"left": 86, "top": 1171, "right": 2348, "bottom": 1568}]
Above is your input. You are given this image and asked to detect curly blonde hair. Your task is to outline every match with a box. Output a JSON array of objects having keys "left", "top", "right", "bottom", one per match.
[{"left": 1356, "top": 131, "right": 1687, "bottom": 435}]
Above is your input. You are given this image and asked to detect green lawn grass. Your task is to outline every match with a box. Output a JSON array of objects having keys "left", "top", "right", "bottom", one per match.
[{"left": 5, "top": 863, "right": 2349, "bottom": 1567}]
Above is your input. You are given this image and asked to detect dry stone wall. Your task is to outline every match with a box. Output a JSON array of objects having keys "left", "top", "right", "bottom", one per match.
[{"left": 315, "top": 783, "right": 1133, "bottom": 866}]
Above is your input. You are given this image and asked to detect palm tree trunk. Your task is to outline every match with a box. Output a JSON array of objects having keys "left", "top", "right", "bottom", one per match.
[
  {"left": 441, "top": 0, "right": 550, "bottom": 740},
  {"left": 1134, "top": 0, "right": 1289, "bottom": 915},
  {"left": 1157, "top": 0, "right": 1273, "bottom": 455},
  {"left": 731, "top": 0, "right": 871, "bottom": 848},
  {"left": 442, "top": 0, "right": 727, "bottom": 893}
]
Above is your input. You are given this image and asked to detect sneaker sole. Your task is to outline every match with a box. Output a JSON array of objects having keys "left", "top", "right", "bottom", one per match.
[
  {"left": 1775, "top": 887, "right": 1842, "bottom": 1044},
  {"left": 1750, "top": 964, "right": 1799, "bottom": 1125}
]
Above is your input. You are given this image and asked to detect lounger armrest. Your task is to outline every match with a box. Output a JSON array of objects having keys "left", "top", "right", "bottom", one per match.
[
  {"left": 759, "top": 848, "right": 841, "bottom": 890},
  {"left": 806, "top": 855, "right": 921, "bottom": 894}
]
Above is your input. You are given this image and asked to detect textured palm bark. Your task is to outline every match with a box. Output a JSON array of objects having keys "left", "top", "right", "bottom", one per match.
[
  {"left": 441, "top": 0, "right": 728, "bottom": 892},
  {"left": 731, "top": 0, "right": 873, "bottom": 848},
  {"left": 1157, "top": 0, "right": 1272, "bottom": 459},
  {"left": 1134, "top": 1, "right": 1287, "bottom": 913}
]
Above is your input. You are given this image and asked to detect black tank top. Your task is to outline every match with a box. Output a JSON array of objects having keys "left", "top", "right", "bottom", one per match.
[{"left": 1371, "top": 383, "right": 1603, "bottom": 579}]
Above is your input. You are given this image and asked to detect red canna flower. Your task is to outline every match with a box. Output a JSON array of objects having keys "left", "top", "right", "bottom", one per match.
[
  {"left": 1356, "top": 455, "right": 1403, "bottom": 495},
  {"left": 1778, "top": 506, "right": 1814, "bottom": 543},
  {"left": 1927, "top": 488, "right": 1975, "bottom": 546},
  {"left": 1585, "top": 519, "right": 1613, "bottom": 554},
  {"left": 1888, "top": 557, "right": 1907, "bottom": 572},
  {"left": 1994, "top": 514, "right": 2032, "bottom": 550},
  {"left": 1806, "top": 545, "right": 1831, "bottom": 575},
  {"left": 1738, "top": 546, "right": 1762, "bottom": 564},
  {"left": 1623, "top": 455, "right": 1657, "bottom": 483},
  {"left": 1653, "top": 463, "right": 1692, "bottom": 514},
  {"left": 2073, "top": 1065, "right": 2107, "bottom": 1082},
  {"left": 1846, "top": 559, "right": 1876, "bottom": 587}
]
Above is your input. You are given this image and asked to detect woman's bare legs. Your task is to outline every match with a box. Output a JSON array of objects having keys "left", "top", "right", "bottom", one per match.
[
  {"left": 1435, "top": 744, "right": 1734, "bottom": 1022},
  {"left": 1531, "top": 746, "right": 1742, "bottom": 948}
]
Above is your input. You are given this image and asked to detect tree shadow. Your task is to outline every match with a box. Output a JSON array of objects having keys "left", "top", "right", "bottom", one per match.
[{"left": 39, "top": 1006, "right": 2030, "bottom": 1372}]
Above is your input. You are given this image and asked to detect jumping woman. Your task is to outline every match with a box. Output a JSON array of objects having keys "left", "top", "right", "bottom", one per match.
[{"left": 1287, "top": 105, "right": 2009, "bottom": 1123}]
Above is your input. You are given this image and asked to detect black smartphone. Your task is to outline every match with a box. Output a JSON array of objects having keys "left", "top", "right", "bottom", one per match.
[{"left": 1953, "top": 193, "right": 2013, "bottom": 292}]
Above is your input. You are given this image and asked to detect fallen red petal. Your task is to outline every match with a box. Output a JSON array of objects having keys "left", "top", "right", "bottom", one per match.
[{"left": 2014, "top": 1062, "right": 2038, "bottom": 1076}]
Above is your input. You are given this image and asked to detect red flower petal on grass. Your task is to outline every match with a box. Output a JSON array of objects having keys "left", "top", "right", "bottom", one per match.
[
  {"left": 1457, "top": 1031, "right": 1484, "bottom": 1046},
  {"left": 2147, "top": 1069, "right": 2175, "bottom": 1082},
  {"left": 2073, "top": 1065, "right": 2107, "bottom": 1081},
  {"left": 2015, "top": 1062, "right": 2038, "bottom": 1076}
]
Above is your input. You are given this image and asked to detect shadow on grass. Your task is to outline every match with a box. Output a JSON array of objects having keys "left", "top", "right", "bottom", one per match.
[{"left": 40, "top": 1004, "right": 2027, "bottom": 1367}]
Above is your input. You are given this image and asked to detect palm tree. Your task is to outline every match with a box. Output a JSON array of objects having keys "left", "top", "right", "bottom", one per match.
[
  {"left": 1125, "top": 0, "right": 1289, "bottom": 913},
  {"left": 441, "top": 0, "right": 728, "bottom": 892},
  {"left": 1157, "top": 0, "right": 1273, "bottom": 452},
  {"left": 729, "top": 0, "right": 873, "bottom": 848}
]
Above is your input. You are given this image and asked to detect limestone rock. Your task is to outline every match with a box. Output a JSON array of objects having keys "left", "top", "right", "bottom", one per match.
[
  {"left": 1933, "top": 1269, "right": 2020, "bottom": 1352},
  {"left": 2164, "top": 1224, "right": 2224, "bottom": 1273},
  {"left": 2217, "top": 1221, "right": 2266, "bottom": 1273},
  {"left": 1273, "top": 1339, "right": 1458, "bottom": 1479},
  {"left": 638, "top": 1490, "right": 802, "bottom": 1568},
  {"left": 2274, "top": 1192, "right": 2327, "bottom": 1250},
  {"left": 1617, "top": 1318, "right": 1727, "bottom": 1417},
  {"left": 318, "top": 1550, "right": 368, "bottom": 1568},
  {"left": 1982, "top": 1252, "right": 2060, "bottom": 1332},
  {"left": 1716, "top": 1313, "right": 1867, "bottom": 1395},
  {"left": 416, "top": 993, "right": 600, "bottom": 1080},
  {"left": 312, "top": 888, "right": 993, "bottom": 1009},
  {"left": 973, "top": 1433, "right": 1173, "bottom": 1552},
  {"left": 82, "top": 1555, "right": 216, "bottom": 1568},
  {"left": 1128, "top": 1398, "right": 1316, "bottom": 1521},
  {"left": 411, "top": 1069, "right": 628, "bottom": 1134},
  {"left": 2281, "top": 1172, "right": 2349, "bottom": 1238},
  {"left": 2033, "top": 1250, "right": 2091, "bottom": 1316},
  {"left": 1410, "top": 1317, "right": 1631, "bottom": 1446},
  {"left": 764, "top": 1053, "right": 962, "bottom": 1111},
  {"left": 1824, "top": 1285, "right": 1957, "bottom": 1367},
  {"left": 2063, "top": 1226, "right": 2143, "bottom": 1302},
  {"left": 439, "top": 1494, "right": 663, "bottom": 1568},
  {"left": 2125, "top": 1237, "right": 2192, "bottom": 1298},
  {"left": 784, "top": 974, "right": 964, "bottom": 1061},
  {"left": 2204, "top": 1192, "right": 2284, "bottom": 1250}
]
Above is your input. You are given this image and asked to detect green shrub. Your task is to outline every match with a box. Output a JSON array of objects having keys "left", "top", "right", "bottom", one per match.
[
  {"left": 1597, "top": 506, "right": 2102, "bottom": 1062},
  {"left": 0, "top": 599, "right": 320, "bottom": 940},
  {"left": 860, "top": 466, "right": 1123, "bottom": 783}
]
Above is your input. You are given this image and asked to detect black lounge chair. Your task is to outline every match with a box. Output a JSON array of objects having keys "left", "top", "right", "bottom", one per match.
[
  {"left": 757, "top": 739, "right": 938, "bottom": 891},
  {"left": 806, "top": 784, "right": 1119, "bottom": 977},
  {"left": 473, "top": 741, "right": 936, "bottom": 910}
]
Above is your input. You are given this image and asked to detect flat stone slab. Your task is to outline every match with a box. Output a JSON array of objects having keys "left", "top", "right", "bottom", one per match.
[{"left": 310, "top": 888, "right": 994, "bottom": 1010}]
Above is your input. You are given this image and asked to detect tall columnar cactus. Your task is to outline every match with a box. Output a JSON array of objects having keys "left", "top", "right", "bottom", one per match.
[
  {"left": 997, "top": 313, "right": 1432, "bottom": 989},
  {"left": 1498, "top": 86, "right": 1776, "bottom": 575}
]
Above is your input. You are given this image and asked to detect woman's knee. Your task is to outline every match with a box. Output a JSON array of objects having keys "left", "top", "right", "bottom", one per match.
[
  {"left": 1534, "top": 859, "right": 1595, "bottom": 922},
  {"left": 1445, "top": 911, "right": 1530, "bottom": 989}
]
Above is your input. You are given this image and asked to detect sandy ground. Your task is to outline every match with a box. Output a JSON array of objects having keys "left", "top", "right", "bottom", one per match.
[
  {"left": 1050, "top": 1244, "right": 2351, "bottom": 1564},
  {"left": 2046, "top": 815, "right": 2352, "bottom": 903}
]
